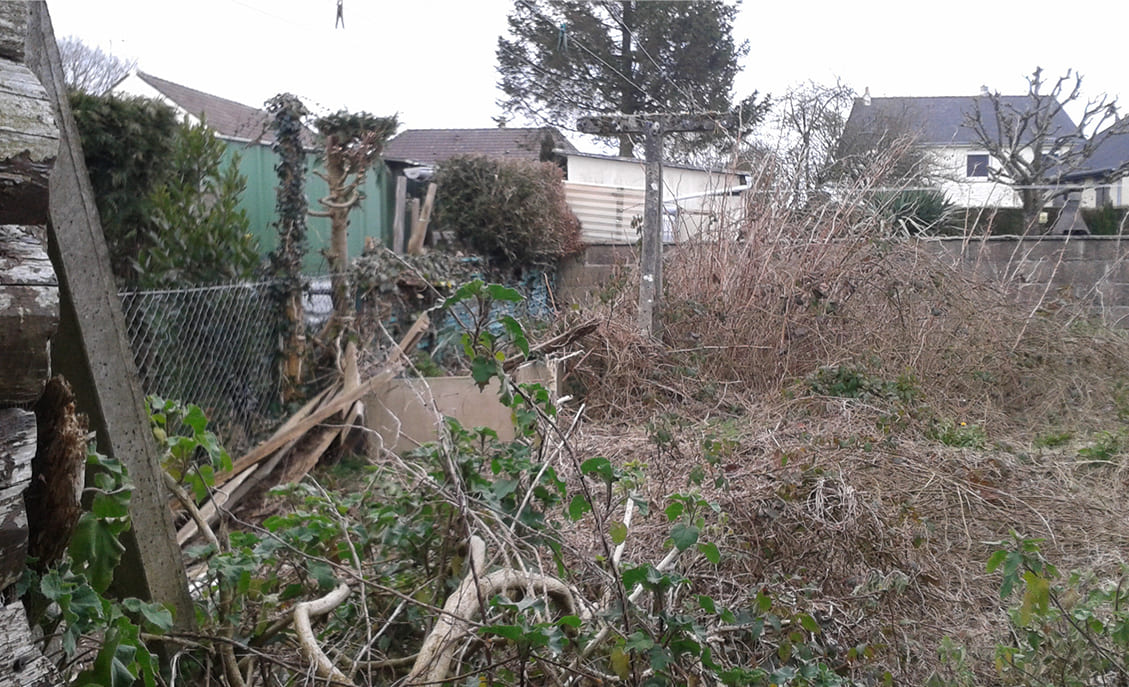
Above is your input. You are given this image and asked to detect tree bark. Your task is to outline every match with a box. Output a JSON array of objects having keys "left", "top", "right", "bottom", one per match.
[{"left": 617, "top": 1, "right": 636, "bottom": 157}]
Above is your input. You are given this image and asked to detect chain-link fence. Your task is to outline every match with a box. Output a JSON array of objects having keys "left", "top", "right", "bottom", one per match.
[
  {"left": 117, "top": 271, "right": 560, "bottom": 452},
  {"left": 119, "top": 281, "right": 285, "bottom": 452}
]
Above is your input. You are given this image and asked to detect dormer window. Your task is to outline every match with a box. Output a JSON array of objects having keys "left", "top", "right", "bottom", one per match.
[{"left": 966, "top": 154, "right": 990, "bottom": 178}]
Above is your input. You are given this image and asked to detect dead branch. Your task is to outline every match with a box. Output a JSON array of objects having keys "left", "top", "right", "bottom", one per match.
[
  {"left": 404, "top": 536, "right": 576, "bottom": 686},
  {"left": 293, "top": 582, "right": 354, "bottom": 685}
]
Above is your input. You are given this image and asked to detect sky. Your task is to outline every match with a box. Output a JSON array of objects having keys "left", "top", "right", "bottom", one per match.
[{"left": 42, "top": 0, "right": 1129, "bottom": 147}]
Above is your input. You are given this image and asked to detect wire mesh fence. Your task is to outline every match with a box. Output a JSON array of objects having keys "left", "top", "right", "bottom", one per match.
[
  {"left": 119, "top": 280, "right": 285, "bottom": 453},
  {"left": 117, "top": 271, "right": 560, "bottom": 453}
]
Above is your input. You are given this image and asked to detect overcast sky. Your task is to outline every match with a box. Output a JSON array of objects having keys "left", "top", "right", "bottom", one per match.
[{"left": 43, "top": 0, "right": 1129, "bottom": 144}]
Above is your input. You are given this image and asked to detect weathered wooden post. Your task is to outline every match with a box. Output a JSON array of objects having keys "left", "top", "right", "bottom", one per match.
[
  {"left": 577, "top": 113, "right": 736, "bottom": 336},
  {"left": 0, "top": 2, "right": 61, "bottom": 682},
  {"left": 23, "top": 2, "right": 195, "bottom": 628}
]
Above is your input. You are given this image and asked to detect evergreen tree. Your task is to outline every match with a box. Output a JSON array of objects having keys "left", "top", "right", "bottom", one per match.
[{"left": 497, "top": 0, "right": 763, "bottom": 158}]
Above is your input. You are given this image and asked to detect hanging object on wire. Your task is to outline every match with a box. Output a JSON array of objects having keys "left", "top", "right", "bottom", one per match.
[
  {"left": 556, "top": 22, "right": 568, "bottom": 54},
  {"left": 335, "top": 0, "right": 344, "bottom": 29}
]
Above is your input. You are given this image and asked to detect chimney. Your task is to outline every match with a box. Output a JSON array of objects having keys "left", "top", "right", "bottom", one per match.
[
  {"left": 980, "top": 85, "right": 990, "bottom": 96},
  {"left": 863, "top": 87, "right": 871, "bottom": 106}
]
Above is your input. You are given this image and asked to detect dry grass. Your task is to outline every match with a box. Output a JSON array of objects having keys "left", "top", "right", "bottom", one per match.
[{"left": 551, "top": 168, "right": 1129, "bottom": 683}]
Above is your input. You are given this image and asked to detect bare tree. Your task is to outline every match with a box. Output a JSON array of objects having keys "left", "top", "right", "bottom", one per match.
[
  {"left": 964, "top": 67, "right": 1129, "bottom": 230},
  {"left": 766, "top": 79, "right": 856, "bottom": 204},
  {"left": 57, "top": 35, "right": 136, "bottom": 95}
]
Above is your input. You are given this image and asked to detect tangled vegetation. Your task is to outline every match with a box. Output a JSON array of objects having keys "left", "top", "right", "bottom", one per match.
[{"left": 434, "top": 155, "right": 583, "bottom": 271}]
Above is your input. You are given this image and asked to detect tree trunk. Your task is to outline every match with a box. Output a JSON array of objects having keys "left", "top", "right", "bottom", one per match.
[
  {"left": 617, "top": 1, "right": 636, "bottom": 157},
  {"left": 323, "top": 135, "right": 351, "bottom": 318}
]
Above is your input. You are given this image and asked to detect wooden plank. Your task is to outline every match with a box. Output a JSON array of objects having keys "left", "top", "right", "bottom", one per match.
[
  {"left": 0, "top": 226, "right": 58, "bottom": 402},
  {"left": 0, "top": 61, "right": 57, "bottom": 226},
  {"left": 406, "top": 197, "right": 423, "bottom": 255},
  {"left": 24, "top": 2, "right": 195, "bottom": 628},
  {"left": 392, "top": 175, "right": 407, "bottom": 253},
  {"left": 0, "top": 409, "right": 35, "bottom": 591},
  {"left": 214, "top": 313, "right": 429, "bottom": 489},
  {"left": 0, "top": 602, "right": 59, "bottom": 687},
  {"left": 0, "top": 1, "right": 28, "bottom": 62}
]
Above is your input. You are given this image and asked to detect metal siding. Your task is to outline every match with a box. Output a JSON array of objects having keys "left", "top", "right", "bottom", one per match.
[
  {"left": 564, "top": 182, "right": 646, "bottom": 244},
  {"left": 221, "top": 141, "right": 392, "bottom": 274}
]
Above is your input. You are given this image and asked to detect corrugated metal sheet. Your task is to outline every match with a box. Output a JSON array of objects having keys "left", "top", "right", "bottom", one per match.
[
  {"left": 565, "top": 182, "right": 646, "bottom": 244},
  {"left": 565, "top": 181, "right": 747, "bottom": 244}
]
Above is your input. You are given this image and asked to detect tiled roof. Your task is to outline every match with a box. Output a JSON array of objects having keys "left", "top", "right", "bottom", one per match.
[
  {"left": 383, "top": 127, "right": 578, "bottom": 165},
  {"left": 842, "top": 95, "right": 1078, "bottom": 147},
  {"left": 135, "top": 71, "right": 275, "bottom": 144}
]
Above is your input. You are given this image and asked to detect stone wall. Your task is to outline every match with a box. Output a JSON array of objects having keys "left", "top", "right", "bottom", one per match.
[
  {"left": 920, "top": 236, "right": 1129, "bottom": 327},
  {"left": 560, "top": 237, "right": 1129, "bottom": 328}
]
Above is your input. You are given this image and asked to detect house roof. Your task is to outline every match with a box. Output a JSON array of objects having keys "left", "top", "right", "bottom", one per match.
[
  {"left": 842, "top": 95, "right": 1078, "bottom": 147},
  {"left": 133, "top": 71, "right": 275, "bottom": 144},
  {"left": 382, "top": 127, "right": 578, "bottom": 165},
  {"left": 1065, "top": 129, "right": 1129, "bottom": 180}
]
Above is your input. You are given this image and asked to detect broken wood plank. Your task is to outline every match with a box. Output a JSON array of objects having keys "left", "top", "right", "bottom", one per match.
[
  {"left": 392, "top": 175, "right": 407, "bottom": 254},
  {"left": 213, "top": 314, "right": 429, "bottom": 490},
  {"left": 0, "top": 409, "right": 35, "bottom": 591},
  {"left": 0, "top": 226, "right": 58, "bottom": 403},
  {"left": 0, "top": 601, "right": 58, "bottom": 687}
]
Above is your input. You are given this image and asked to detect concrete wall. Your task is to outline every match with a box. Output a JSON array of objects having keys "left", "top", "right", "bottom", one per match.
[{"left": 920, "top": 236, "right": 1129, "bottom": 327}]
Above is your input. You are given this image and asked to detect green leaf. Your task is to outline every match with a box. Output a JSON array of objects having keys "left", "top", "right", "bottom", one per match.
[
  {"left": 486, "top": 283, "right": 524, "bottom": 303},
  {"left": 670, "top": 523, "right": 699, "bottom": 551},
  {"left": 580, "top": 456, "right": 615, "bottom": 483},
  {"left": 567, "top": 494, "right": 591, "bottom": 521},
  {"left": 698, "top": 594, "right": 717, "bottom": 614},
  {"left": 697, "top": 541, "right": 721, "bottom": 564},
  {"left": 500, "top": 315, "right": 529, "bottom": 357},
  {"left": 797, "top": 612, "right": 821, "bottom": 634},
  {"left": 624, "top": 631, "right": 654, "bottom": 652},
  {"left": 610, "top": 521, "right": 628, "bottom": 545},
  {"left": 986, "top": 549, "right": 1008, "bottom": 573},
  {"left": 70, "top": 512, "right": 127, "bottom": 593},
  {"left": 664, "top": 501, "right": 684, "bottom": 522},
  {"left": 470, "top": 355, "right": 498, "bottom": 390},
  {"left": 481, "top": 624, "right": 525, "bottom": 642}
]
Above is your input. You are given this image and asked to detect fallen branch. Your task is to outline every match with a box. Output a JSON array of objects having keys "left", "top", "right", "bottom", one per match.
[
  {"left": 404, "top": 536, "right": 576, "bottom": 686},
  {"left": 294, "top": 582, "right": 354, "bottom": 686}
]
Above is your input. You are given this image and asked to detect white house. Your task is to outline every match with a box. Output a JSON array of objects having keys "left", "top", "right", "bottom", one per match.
[{"left": 839, "top": 93, "right": 1080, "bottom": 209}]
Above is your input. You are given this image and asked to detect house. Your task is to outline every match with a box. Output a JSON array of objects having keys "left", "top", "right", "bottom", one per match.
[
  {"left": 384, "top": 127, "right": 748, "bottom": 245},
  {"left": 111, "top": 71, "right": 393, "bottom": 273},
  {"left": 1063, "top": 130, "right": 1129, "bottom": 208},
  {"left": 839, "top": 93, "right": 1079, "bottom": 209}
]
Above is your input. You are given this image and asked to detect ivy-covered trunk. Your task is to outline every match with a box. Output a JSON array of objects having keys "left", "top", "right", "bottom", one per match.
[{"left": 266, "top": 94, "right": 310, "bottom": 398}]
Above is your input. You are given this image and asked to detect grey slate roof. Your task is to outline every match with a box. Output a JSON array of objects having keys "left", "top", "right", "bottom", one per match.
[
  {"left": 842, "top": 95, "right": 1078, "bottom": 147},
  {"left": 135, "top": 71, "right": 275, "bottom": 144},
  {"left": 382, "top": 127, "right": 578, "bottom": 165},
  {"left": 1065, "top": 129, "right": 1129, "bottom": 179}
]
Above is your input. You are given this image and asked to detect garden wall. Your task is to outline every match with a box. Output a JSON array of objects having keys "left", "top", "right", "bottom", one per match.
[{"left": 920, "top": 236, "right": 1129, "bottom": 328}]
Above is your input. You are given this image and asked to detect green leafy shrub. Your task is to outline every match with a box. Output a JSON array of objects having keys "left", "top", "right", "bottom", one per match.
[
  {"left": 71, "top": 91, "right": 259, "bottom": 286},
  {"left": 70, "top": 92, "right": 179, "bottom": 281},
  {"left": 1081, "top": 205, "right": 1128, "bottom": 235},
  {"left": 982, "top": 534, "right": 1129, "bottom": 687},
  {"left": 870, "top": 189, "right": 956, "bottom": 235},
  {"left": 140, "top": 121, "right": 259, "bottom": 287},
  {"left": 434, "top": 155, "right": 583, "bottom": 270}
]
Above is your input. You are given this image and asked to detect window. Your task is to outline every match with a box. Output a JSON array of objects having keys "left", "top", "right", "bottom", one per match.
[
  {"left": 966, "top": 154, "right": 990, "bottom": 178},
  {"left": 1096, "top": 185, "right": 1111, "bottom": 207}
]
